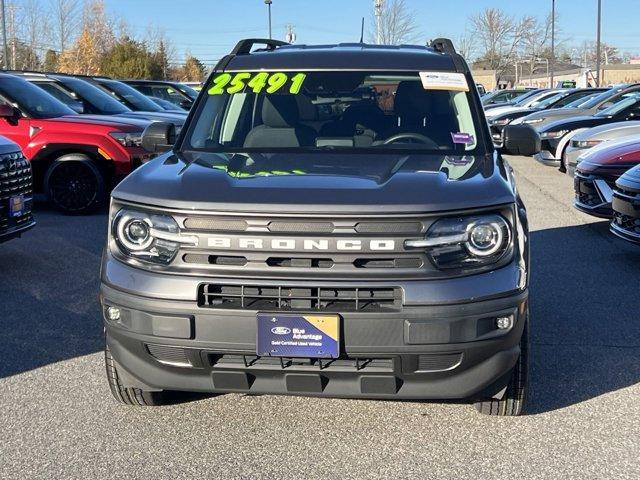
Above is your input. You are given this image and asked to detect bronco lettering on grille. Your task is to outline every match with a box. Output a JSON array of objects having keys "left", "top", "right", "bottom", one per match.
[{"left": 206, "top": 237, "right": 396, "bottom": 251}]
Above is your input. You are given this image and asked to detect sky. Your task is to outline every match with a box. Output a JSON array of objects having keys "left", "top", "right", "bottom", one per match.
[{"left": 105, "top": 0, "right": 640, "bottom": 65}]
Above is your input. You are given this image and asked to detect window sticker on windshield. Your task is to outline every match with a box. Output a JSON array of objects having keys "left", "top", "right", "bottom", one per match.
[
  {"left": 419, "top": 72, "right": 469, "bottom": 92},
  {"left": 451, "top": 132, "right": 475, "bottom": 145},
  {"left": 208, "top": 72, "right": 306, "bottom": 95}
]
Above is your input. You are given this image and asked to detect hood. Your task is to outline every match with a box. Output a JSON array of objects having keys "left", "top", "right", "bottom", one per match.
[
  {"left": 578, "top": 136, "right": 640, "bottom": 169},
  {"left": 116, "top": 111, "right": 186, "bottom": 126},
  {"left": 0, "top": 134, "right": 20, "bottom": 154},
  {"left": 112, "top": 151, "right": 515, "bottom": 214},
  {"left": 618, "top": 164, "right": 640, "bottom": 190},
  {"left": 521, "top": 107, "right": 588, "bottom": 126},
  {"left": 541, "top": 115, "right": 605, "bottom": 133},
  {"left": 129, "top": 111, "right": 187, "bottom": 122},
  {"left": 42, "top": 114, "right": 147, "bottom": 131},
  {"left": 571, "top": 121, "right": 640, "bottom": 142},
  {"left": 490, "top": 107, "right": 535, "bottom": 121},
  {"left": 485, "top": 105, "right": 521, "bottom": 118}
]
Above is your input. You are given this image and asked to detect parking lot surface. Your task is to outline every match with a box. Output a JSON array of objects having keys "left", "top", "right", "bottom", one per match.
[{"left": 1, "top": 156, "right": 639, "bottom": 479}]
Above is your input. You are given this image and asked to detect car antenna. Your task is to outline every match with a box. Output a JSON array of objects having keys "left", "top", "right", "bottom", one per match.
[{"left": 359, "top": 17, "right": 365, "bottom": 43}]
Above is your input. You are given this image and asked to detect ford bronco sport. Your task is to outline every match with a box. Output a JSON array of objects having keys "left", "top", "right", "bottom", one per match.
[{"left": 101, "top": 39, "right": 531, "bottom": 416}]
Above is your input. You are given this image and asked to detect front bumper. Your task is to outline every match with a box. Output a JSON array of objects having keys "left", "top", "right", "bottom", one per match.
[
  {"left": 101, "top": 253, "right": 528, "bottom": 400},
  {"left": 0, "top": 201, "right": 35, "bottom": 244},
  {"left": 574, "top": 172, "right": 615, "bottom": 218},
  {"left": 611, "top": 184, "right": 640, "bottom": 245},
  {"left": 534, "top": 139, "right": 561, "bottom": 166}
]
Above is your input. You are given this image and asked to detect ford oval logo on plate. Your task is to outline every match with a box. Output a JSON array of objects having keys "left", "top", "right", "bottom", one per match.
[{"left": 271, "top": 326, "right": 291, "bottom": 335}]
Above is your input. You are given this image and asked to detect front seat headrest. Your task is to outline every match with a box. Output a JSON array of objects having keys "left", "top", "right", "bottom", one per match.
[{"left": 262, "top": 95, "right": 300, "bottom": 128}]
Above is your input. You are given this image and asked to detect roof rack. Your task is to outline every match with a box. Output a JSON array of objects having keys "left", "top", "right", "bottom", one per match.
[{"left": 230, "top": 38, "right": 289, "bottom": 56}]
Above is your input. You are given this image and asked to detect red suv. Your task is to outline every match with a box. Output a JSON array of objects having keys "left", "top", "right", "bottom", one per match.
[{"left": 0, "top": 73, "right": 152, "bottom": 213}]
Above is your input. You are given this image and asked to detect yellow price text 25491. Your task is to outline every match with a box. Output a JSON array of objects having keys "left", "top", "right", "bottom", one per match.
[{"left": 208, "top": 72, "right": 306, "bottom": 95}]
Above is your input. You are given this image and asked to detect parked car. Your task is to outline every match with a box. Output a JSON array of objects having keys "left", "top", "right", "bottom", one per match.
[
  {"left": 83, "top": 77, "right": 187, "bottom": 116},
  {"left": 0, "top": 73, "right": 152, "bottom": 213},
  {"left": 0, "top": 135, "right": 35, "bottom": 242},
  {"left": 573, "top": 136, "right": 640, "bottom": 217},
  {"left": 124, "top": 80, "right": 199, "bottom": 109},
  {"left": 611, "top": 163, "right": 640, "bottom": 245},
  {"left": 488, "top": 88, "right": 607, "bottom": 146},
  {"left": 534, "top": 92, "right": 640, "bottom": 166},
  {"left": 476, "top": 83, "right": 486, "bottom": 95},
  {"left": 148, "top": 96, "right": 185, "bottom": 111},
  {"left": 481, "top": 88, "right": 536, "bottom": 107},
  {"left": 485, "top": 89, "right": 560, "bottom": 119},
  {"left": 519, "top": 83, "right": 640, "bottom": 129},
  {"left": 12, "top": 72, "right": 187, "bottom": 130},
  {"left": 563, "top": 121, "right": 640, "bottom": 174},
  {"left": 101, "top": 38, "right": 531, "bottom": 416}
]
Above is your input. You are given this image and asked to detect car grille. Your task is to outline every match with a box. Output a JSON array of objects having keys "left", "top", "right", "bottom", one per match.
[
  {"left": 198, "top": 283, "right": 403, "bottom": 312},
  {"left": 612, "top": 211, "right": 640, "bottom": 234},
  {"left": 0, "top": 152, "right": 33, "bottom": 232},
  {"left": 574, "top": 173, "right": 608, "bottom": 207}
]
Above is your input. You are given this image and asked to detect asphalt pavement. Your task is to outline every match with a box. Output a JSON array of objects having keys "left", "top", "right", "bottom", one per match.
[{"left": 0, "top": 156, "right": 639, "bottom": 479}]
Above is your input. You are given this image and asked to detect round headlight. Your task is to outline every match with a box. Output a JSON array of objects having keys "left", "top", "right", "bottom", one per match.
[
  {"left": 116, "top": 213, "right": 154, "bottom": 251},
  {"left": 467, "top": 221, "right": 504, "bottom": 256}
]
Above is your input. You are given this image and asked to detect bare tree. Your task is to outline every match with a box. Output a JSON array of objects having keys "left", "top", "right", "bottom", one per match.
[
  {"left": 471, "top": 8, "right": 529, "bottom": 80},
  {"left": 51, "top": 0, "right": 80, "bottom": 53},
  {"left": 456, "top": 32, "right": 476, "bottom": 62},
  {"left": 18, "top": 0, "right": 49, "bottom": 69},
  {"left": 81, "top": 0, "right": 115, "bottom": 55},
  {"left": 368, "top": 0, "right": 420, "bottom": 45}
]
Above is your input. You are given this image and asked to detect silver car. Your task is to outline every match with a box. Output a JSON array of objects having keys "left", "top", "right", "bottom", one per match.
[{"left": 563, "top": 121, "right": 640, "bottom": 175}]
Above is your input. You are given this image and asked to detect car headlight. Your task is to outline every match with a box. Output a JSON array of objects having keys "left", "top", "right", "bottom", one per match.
[
  {"left": 109, "top": 131, "right": 143, "bottom": 147},
  {"left": 523, "top": 117, "right": 544, "bottom": 124},
  {"left": 571, "top": 139, "right": 602, "bottom": 148},
  {"left": 404, "top": 214, "right": 512, "bottom": 270},
  {"left": 540, "top": 129, "right": 569, "bottom": 140},
  {"left": 490, "top": 117, "right": 512, "bottom": 126},
  {"left": 112, "top": 208, "right": 198, "bottom": 264}
]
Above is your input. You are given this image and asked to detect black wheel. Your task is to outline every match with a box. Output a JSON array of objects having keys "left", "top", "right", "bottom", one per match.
[
  {"left": 44, "top": 156, "right": 105, "bottom": 214},
  {"left": 105, "top": 344, "right": 167, "bottom": 406},
  {"left": 474, "top": 312, "right": 529, "bottom": 416}
]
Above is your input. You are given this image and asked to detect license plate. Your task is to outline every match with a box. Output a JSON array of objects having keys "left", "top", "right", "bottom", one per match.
[
  {"left": 9, "top": 194, "right": 24, "bottom": 218},
  {"left": 256, "top": 313, "right": 340, "bottom": 359}
]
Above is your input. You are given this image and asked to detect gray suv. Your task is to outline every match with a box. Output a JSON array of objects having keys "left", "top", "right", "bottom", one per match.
[{"left": 100, "top": 39, "right": 531, "bottom": 416}]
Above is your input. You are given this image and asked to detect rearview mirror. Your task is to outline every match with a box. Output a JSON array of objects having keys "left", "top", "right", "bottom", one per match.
[
  {"left": 502, "top": 125, "right": 541, "bottom": 156},
  {"left": 179, "top": 99, "right": 193, "bottom": 110},
  {"left": 141, "top": 121, "right": 176, "bottom": 153},
  {"left": 69, "top": 100, "right": 85, "bottom": 114}
]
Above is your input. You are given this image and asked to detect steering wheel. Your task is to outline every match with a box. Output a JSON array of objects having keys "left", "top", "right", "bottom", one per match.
[{"left": 383, "top": 133, "right": 439, "bottom": 148}]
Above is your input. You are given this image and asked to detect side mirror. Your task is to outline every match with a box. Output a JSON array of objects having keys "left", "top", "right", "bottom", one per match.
[
  {"left": 70, "top": 100, "right": 85, "bottom": 114},
  {"left": 0, "top": 103, "right": 16, "bottom": 118},
  {"left": 502, "top": 125, "right": 541, "bottom": 156},
  {"left": 141, "top": 121, "right": 176, "bottom": 153}
]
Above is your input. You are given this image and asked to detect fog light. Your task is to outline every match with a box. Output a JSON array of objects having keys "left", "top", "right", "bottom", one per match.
[
  {"left": 496, "top": 316, "right": 512, "bottom": 330},
  {"left": 106, "top": 306, "right": 121, "bottom": 322}
]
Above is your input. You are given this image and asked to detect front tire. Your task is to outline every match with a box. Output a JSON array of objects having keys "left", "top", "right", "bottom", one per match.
[
  {"left": 44, "top": 156, "right": 106, "bottom": 214},
  {"left": 105, "top": 345, "right": 167, "bottom": 406},
  {"left": 474, "top": 313, "right": 529, "bottom": 416}
]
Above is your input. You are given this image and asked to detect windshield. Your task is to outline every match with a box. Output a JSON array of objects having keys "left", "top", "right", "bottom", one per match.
[
  {"left": 511, "top": 89, "right": 542, "bottom": 105},
  {"left": 186, "top": 70, "right": 483, "bottom": 155},
  {"left": 535, "top": 92, "right": 568, "bottom": 109},
  {"left": 518, "top": 90, "right": 561, "bottom": 108},
  {"left": 580, "top": 88, "right": 626, "bottom": 109},
  {"left": 0, "top": 76, "right": 75, "bottom": 118},
  {"left": 58, "top": 77, "right": 130, "bottom": 114},
  {"left": 177, "top": 83, "right": 199, "bottom": 99},
  {"left": 562, "top": 93, "right": 599, "bottom": 108},
  {"left": 97, "top": 80, "right": 163, "bottom": 112},
  {"left": 595, "top": 92, "right": 640, "bottom": 117}
]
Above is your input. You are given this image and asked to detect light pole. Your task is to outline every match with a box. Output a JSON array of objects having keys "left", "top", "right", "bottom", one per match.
[
  {"left": 374, "top": 0, "right": 383, "bottom": 44},
  {"left": 0, "top": 0, "right": 7, "bottom": 69},
  {"left": 550, "top": 0, "right": 555, "bottom": 87},
  {"left": 265, "top": 0, "right": 273, "bottom": 40},
  {"left": 595, "top": 0, "right": 602, "bottom": 86}
]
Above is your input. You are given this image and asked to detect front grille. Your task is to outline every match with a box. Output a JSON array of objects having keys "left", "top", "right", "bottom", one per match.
[
  {"left": 613, "top": 211, "right": 640, "bottom": 234},
  {"left": 417, "top": 353, "right": 463, "bottom": 372},
  {"left": 210, "top": 354, "right": 395, "bottom": 372},
  {"left": 146, "top": 344, "right": 192, "bottom": 367},
  {"left": 0, "top": 152, "right": 33, "bottom": 231},
  {"left": 574, "top": 174, "right": 606, "bottom": 207},
  {"left": 198, "top": 284, "right": 402, "bottom": 311}
]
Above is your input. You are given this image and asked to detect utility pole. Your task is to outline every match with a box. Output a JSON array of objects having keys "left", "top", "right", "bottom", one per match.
[
  {"left": 374, "top": 0, "right": 383, "bottom": 44},
  {"left": 550, "top": 0, "right": 555, "bottom": 87},
  {"left": 595, "top": 0, "right": 602, "bottom": 86},
  {"left": 265, "top": 0, "right": 273, "bottom": 40},
  {"left": 0, "top": 0, "right": 6, "bottom": 69}
]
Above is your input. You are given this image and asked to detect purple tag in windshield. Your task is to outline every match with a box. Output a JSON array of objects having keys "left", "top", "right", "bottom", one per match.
[{"left": 451, "top": 132, "right": 475, "bottom": 145}]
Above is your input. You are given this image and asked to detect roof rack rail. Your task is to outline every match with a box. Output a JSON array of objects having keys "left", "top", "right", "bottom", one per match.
[
  {"left": 230, "top": 38, "right": 289, "bottom": 56},
  {"left": 430, "top": 38, "right": 456, "bottom": 55}
]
